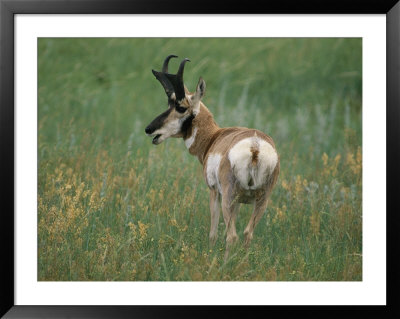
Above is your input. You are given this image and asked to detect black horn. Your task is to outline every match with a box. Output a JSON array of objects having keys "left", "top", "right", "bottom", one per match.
[
  {"left": 177, "top": 58, "right": 190, "bottom": 79},
  {"left": 162, "top": 54, "right": 178, "bottom": 73},
  {"left": 152, "top": 69, "right": 176, "bottom": 98},
  {"left": 152, "top": 54, "right": 178, "bottom": 98},
  {"left": 176, "top": 58, "right": 190, "bottom": 100},
  {"left": 152, "top": 55, "right": 191, "bottom": 101}
]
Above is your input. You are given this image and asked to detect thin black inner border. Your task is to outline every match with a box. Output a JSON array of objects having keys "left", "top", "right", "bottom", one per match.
[{"left": 1, "top": 0, "right": 398, "bottom": 318}]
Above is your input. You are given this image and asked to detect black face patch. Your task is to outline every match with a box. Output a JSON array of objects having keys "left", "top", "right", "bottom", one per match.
[
  {"left": 145, "top": 107, "right": 172, "bottom": 135},
  {"left": 169, "top": 98, "right": 187, "bottom": 114},
  {"left": 175, "top": 105, "right": 187, "bottom": 113},
  {"left": 181, "top": 113, "right": 195, "bottom": 138}
]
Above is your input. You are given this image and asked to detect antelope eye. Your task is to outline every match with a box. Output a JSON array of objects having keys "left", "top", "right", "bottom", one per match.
[{"left": 176, "top": 105, "right": 187, "bottom": 113}]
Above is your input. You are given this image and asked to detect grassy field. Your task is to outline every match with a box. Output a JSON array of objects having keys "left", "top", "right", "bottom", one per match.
[{"left": 38, "top": 38, "right": 362, "bottom": 281}]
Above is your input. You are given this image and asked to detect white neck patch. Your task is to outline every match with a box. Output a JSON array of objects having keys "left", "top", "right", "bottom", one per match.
[{"left": 185, "top": 127, "right": 197, "bottom": 149}]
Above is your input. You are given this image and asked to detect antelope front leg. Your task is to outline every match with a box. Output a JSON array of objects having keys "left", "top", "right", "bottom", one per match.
[
  {"left": 244, "top": 196, "right": 269, "bottom": 248},
  {"left": 221, "top": 194, "right": 239, "bottom": 261},
  {"left": 209, "top": 188, "right": 220, "bottom": 247}
]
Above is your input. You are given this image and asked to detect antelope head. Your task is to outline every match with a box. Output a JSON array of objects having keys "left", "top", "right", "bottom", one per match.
[{"left": 145, "top": 55, "right": 206, "bottom": 145}]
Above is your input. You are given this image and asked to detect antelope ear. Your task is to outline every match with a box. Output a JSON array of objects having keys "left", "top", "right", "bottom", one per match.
[
  {"left": 194, "top": 77, "right": 206, "bottom": 100},
  {"left": 191, "top": 77, "right": 206, "bottom": 113}
]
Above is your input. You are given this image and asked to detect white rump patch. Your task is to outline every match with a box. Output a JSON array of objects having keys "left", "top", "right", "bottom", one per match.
[
  {"left": 185, "top": 127, "right": 197, "bottom": 149},
  {"left": 228, "top": 136, "right": 278, "bottom": 190},
  {"left": 206, "top": 153, "right": 222, "bottom": 193}
]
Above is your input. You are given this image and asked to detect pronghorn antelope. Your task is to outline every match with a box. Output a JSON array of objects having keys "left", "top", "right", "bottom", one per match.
[{"left": 145, "top": 55, "right": 280, "bottom": 259}]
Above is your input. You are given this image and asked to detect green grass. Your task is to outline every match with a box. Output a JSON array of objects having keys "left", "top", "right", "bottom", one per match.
[{"left": 38, "top": 38, "right": 362, "bottom": 281}]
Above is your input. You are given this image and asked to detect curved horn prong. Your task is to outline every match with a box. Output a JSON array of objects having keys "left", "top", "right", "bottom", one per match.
[
  {"left": 177, "top": 58, "right": 190, "bottom": 79},
  {"left": 162, "top": 55, "right": 178, "bottom": 73},
  {"left": 175, "top": 58, "right": 191, "bottom": 101}
]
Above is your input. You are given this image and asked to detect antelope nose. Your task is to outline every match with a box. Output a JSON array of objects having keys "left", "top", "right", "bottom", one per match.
[{"left": 145, "top": 126, "right": 152, "bottom": 134}]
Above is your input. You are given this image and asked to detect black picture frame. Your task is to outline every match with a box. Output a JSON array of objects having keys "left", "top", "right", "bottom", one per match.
[{"left": 1, "top": 0, "right": 399, "bottom": 318}]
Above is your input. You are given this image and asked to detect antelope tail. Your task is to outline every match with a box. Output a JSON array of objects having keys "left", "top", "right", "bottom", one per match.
[{"left": 250, "top": 134, "right": 260, "bottom": 166}]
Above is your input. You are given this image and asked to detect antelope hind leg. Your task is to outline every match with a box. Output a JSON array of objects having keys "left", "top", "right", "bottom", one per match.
[
  {"left": 244, "top": 195, "right": 269, "bottom": 248},
  {"left": 221, "top": 194, "right": 239, "bottom": 261},
  {"left": 209, "top": 188, "right": 220, "bottom": 247}
]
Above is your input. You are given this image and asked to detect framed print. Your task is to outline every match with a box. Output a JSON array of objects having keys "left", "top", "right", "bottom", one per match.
[{"left": 1, "top": 0, "right": 399, "bottom": 318}]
